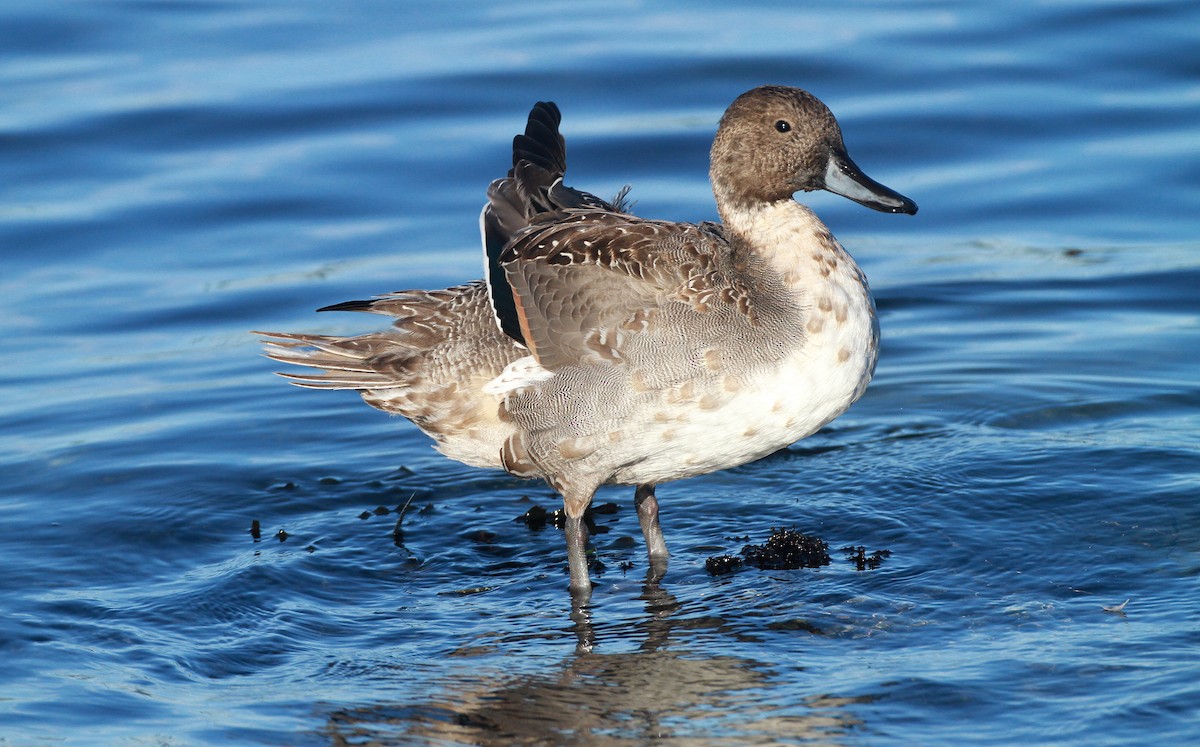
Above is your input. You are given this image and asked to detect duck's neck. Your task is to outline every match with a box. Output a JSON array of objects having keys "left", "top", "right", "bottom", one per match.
[
  {"left": 718, "top": 196, "right": 879, "bottom": 402},
  {"left": 718, "top": 198, "right": 862, "bottom": 291}
]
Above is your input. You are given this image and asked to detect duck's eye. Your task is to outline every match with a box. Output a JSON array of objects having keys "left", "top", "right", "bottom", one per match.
[{"left": 775, "top": 119, "right": 791, "bottom": 133}]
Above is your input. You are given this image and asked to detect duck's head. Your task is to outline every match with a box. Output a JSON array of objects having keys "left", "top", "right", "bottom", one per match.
[{"left": 710, "top": 85, "right": 917, "bottom": 216}]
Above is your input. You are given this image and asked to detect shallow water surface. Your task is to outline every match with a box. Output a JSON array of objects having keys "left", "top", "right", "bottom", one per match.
[{"left": 2, "top": 1, "right": 1198, "bottom": 745}]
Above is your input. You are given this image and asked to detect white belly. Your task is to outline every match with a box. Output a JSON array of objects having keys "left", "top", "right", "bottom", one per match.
[{"left": 610, "top": 295, "right": 878, "bottom": 485}]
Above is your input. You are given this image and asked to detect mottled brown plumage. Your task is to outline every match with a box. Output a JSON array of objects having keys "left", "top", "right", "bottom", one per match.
[{"left": 258, "top": 86, "right": 916, "bottom": 598}]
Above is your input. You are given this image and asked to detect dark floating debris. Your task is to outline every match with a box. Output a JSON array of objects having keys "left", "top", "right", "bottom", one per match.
[
  {"left": 766, "top": 618, "right": 824, "bottom": 634},
  {"left": 705, "top": 531, "right": 896, "bottom": 576},
  {"left": 514, "top": 502, "right": 617, "bottom": 533},
  {"left": 705, "top": 554, "right": 743, "bottom": 575},
  {"left": 609, "top": 535, "right": 637, "bottom": 550},
  {"left": 705, "top": 527, "right": 832, "bottom": 575},
  {"left": 392, "top": 493, "right": 418, "bottom": 546},
  {"left": 516, "top": 504, "right": 550, "bottom": 530},
  {"left": 438, "top": 586, "right": 496, "bottom": 597},
  {"left": 742, "top": 527, "right": 831, "bottom": 570},
  {"left": 547, "top": 508, "right": 568, "bottom": 529},
  {"left": 466, "top": 529, "right": 498, "bottom": 544},
  {"left": 841, "top": 545, "right": 892, "bottom": 571}
]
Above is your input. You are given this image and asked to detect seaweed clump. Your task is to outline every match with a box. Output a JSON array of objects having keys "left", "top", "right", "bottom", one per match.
[
  {"left": 841, "top": 545, "right": 892, "bottom": 571},
  {"left": 706, "top": 527, "right": 832, "bottom": 575},
  {"left": 705, "top": 554, "right": 743, "bottom": 575},
  {"left": 742, "top": 527, "right": 831, "bottom": 570},
  {"left": 514, "top": 502, "right": 619, "bottom": 533}
]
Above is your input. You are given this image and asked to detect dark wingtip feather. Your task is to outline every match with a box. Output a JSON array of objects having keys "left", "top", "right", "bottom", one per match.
[
  {"left": 317, "top": 299, "right": 376, "bottom": 313},
  {"left": 511, "top": 101, "right": 566, "bottom": 178}
]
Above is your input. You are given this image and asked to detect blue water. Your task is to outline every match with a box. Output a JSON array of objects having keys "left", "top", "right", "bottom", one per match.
[{"left": 2, "top": 1, "right": 1198, "bottom": 744}]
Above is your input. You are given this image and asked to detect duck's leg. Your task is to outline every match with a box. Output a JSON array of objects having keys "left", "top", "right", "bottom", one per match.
[
  {"left": 557, "top": 480, "right": 596, "bottom": 597},
  {"left": 564, "top": 513, "right": 591, "bottom": 595},
  {"left": 635, "top": 484, "right": 669, "bottom": 579}
]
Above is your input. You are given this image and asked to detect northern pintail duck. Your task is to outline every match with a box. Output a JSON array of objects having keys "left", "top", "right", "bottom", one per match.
[{"left": 260, "top": 86, "right": 916, "bottom": 596}]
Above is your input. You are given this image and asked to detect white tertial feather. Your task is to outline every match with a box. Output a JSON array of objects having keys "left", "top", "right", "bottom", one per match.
[{"left": 483, "top": 356, "right": 555, "bottom": 396}]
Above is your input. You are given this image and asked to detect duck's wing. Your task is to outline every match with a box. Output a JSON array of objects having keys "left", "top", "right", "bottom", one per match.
[
  {"left": 481, "top": 101, "right": 631, "bottom": 346},
  {"left": 499, "top": 211, "right": 756, "bottom": 372}
]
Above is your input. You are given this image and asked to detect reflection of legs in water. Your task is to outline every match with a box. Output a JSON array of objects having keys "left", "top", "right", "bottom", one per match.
[
  {"left": 342, "top": 585, "right": 863, "bottom": 747},
  {"left": 569, "top": 586, "right": 595, "bottom": 653}
]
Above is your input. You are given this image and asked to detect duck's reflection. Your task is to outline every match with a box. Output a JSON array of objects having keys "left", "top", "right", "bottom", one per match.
[
  {"left": 323, "top": 575, "right": 866, "bottom": 746},
  {"left": 567, "top": 564, "right": 676, "bottom": 653}
]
